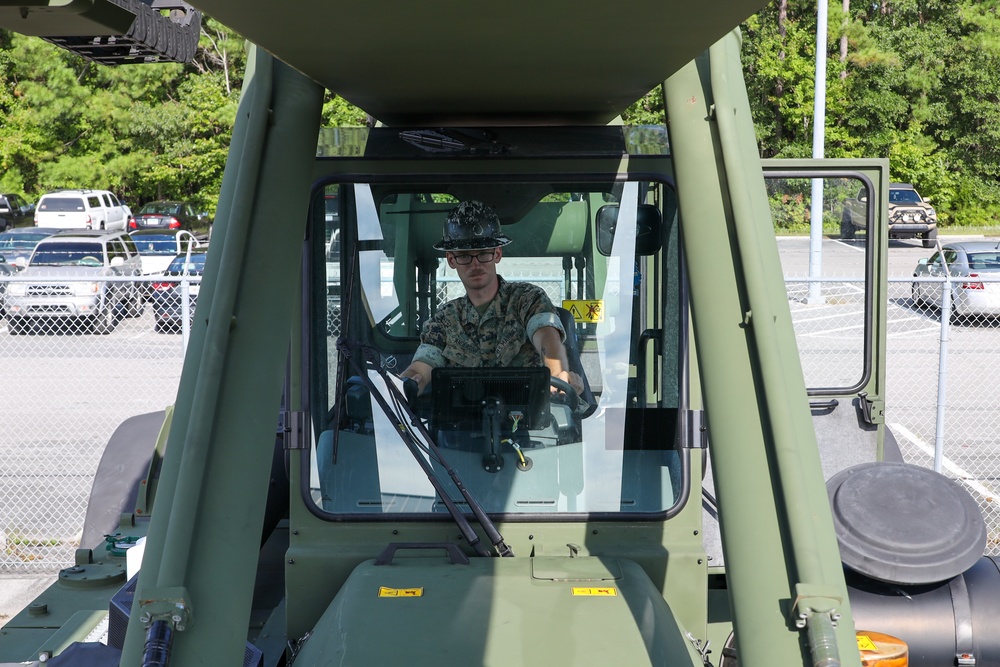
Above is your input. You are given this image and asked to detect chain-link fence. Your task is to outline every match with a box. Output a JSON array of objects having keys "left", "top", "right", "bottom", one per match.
[
  {"left": 4, "top": 240, "right": 1000, "bottom": 570},
  {"left": 0, "top": 272, "right": 198, "bottom": 571},
  {"left": 886, "top": 274, "right": 1000, "bottom": 548},
  {"left": 783, "top": 234, "right": 1000, "bottom": 553}
]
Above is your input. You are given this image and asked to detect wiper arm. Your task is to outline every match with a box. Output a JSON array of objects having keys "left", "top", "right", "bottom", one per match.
[{"left": 337, "top": 339, "right": 514, "bottom": 557}]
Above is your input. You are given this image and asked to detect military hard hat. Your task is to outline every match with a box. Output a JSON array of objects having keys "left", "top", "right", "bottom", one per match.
[{"left": 434, "top": 201, "right": 512, "bottom": 251}]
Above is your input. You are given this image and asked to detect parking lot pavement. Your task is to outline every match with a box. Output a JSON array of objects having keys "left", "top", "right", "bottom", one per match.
[{"left": 0, "top": 573, "right": 52, "bottom": 628}]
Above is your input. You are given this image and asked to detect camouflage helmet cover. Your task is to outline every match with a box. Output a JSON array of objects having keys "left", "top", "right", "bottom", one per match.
[{"left": 434, "top": 200, "right": 512, "bottom": 251}]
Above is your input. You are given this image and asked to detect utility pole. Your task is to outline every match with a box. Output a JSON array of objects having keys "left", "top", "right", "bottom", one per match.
[{"left": 808, "top": 0, "right": 828, "bottom": 305}]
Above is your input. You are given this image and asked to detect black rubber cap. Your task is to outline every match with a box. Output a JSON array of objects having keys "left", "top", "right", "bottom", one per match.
[{"left": 827, "top": 462, "right": 987, "bottom": 585}]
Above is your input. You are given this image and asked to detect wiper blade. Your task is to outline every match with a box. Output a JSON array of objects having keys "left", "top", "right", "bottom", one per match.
[{"left": 337, "top": 340, "right": 514, "bottom": 558}]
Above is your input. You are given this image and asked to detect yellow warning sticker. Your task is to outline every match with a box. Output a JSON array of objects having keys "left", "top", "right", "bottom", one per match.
[
  {"left": 856, "top": 635, "right": 878, "bottom": 652},
  {"left": 563, "top": 300, "right": 604, "bottom": 323},
  {"left": 378, "top": 586, "right": 424, "bottom": 597},
  {"left": 571, "top": 587, "right": 618, "bottom": 596}
]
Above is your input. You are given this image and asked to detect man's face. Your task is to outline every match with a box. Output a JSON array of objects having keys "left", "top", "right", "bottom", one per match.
[{"left": 447, "top": 247, "right": 501, "bottom": 291}]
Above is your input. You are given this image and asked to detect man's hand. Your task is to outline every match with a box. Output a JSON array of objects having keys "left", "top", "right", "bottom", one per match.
[
  {"left": 552, "top": 369, "right": 585, "bottom": 396},
  {"left": 400, "top": 360, "right": 433, "bottom": 394}
]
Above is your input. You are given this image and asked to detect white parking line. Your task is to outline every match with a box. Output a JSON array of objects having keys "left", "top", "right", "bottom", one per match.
[
  {"left": 887, "top": 325, "right": 941, "bottom": 338},
  {"left": 798, "top": 322, "right": 865, "bottom": 337},
  {"left": 792, "top": 309, "right": 865, "bottom": 323},
  {"left": 890, "top": 422, "right": 998, "bottom": 503}
]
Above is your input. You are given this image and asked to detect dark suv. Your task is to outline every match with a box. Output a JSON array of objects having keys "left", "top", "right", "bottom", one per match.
[
  {"left": 842, "top": 182, "right": 938, "bottom": 248},
  {"left": 0, "top": 194, "right": 34, "bottom": 231}
]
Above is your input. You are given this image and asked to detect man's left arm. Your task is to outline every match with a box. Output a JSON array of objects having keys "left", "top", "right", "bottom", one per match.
[{"left": 531, "top": 325, "right": 584, "bottom": 395}]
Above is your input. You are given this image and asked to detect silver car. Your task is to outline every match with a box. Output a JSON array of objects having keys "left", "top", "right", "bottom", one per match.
[
  {"left": 912, "top": 241, "right": 1000, "bottom": 319},
  {"left": 5, "top": 230, "right": 144, "bottom": 334}
]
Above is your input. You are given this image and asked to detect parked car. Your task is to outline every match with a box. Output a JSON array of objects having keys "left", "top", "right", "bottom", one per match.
[
  {"left": 5, "top": 230, "right": 143, "bottom": 334},
  {"left": 130, "top": 200, "right": 204, "bottom": 231},
  {"left": 912, "top": 241, "right": 1000, "bottom": 320},
  {"left": 131, "top": 229, "right": 203, "bottom": 276},
  {"left": 33, "top": 189, "right": 129, "bottom": 232},
  {"left": 0, "top": 193, "right": 34, "bottom": 231},
  {"left": 0, "top": 227, "right": 62, "bottom": 269},
  {"left": 150, "top": 249, "right": 207, "bottom": 333},
  {"left": 842, "top": 182, "right": 938, "bottom": 248},
  {"left": 0, "top": 257, "right": 14, "bottom": 315}
]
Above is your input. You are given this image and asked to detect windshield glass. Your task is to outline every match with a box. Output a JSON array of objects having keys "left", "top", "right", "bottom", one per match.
[
  {"left": 39, "top": 197, "right": 86, "bottom": 212},
  {"left": 967, "top": 252, "right": 1000, "bottom": 271},
  {"left": 31, "top": 242, "right": 105, "bottom": 266},
  {"left": 140, "top": 202, "right": 181, "bottom": 215},
  {"left": 0, "top": 232, "right": 49, "bottom": 250},
  {"left": 889, "top": 189, "right": 921, "bottom": 204},
  {"left": 166, "top": 253, "right": 206, "bottom": 274},
  {"left": 308, "top": 179, "right": 684, "bottom": 518},
  {"left": 134, "top": 236, "right": 178, "bottom": 254}
]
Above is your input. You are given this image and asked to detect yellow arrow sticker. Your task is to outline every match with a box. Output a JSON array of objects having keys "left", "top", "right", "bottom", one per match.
[
  {"left": 571, "top": 587, "right": 618, "bottom": 596},
  {"left": 378, "top": 586, "right": 424, "bottom": 597},
  {"left": 563, "top": 299, "right": 604, "bottom": 323},
  {"left": 856, "top": 635, "right": 878, "bottom": 652}
]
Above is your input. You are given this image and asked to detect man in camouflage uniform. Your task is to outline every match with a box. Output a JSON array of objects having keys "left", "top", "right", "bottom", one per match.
[{"left": 401, "top": 201, "right": 584, "bottom": 397}]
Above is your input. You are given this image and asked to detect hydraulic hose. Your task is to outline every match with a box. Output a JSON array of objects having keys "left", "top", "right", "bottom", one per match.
[{"left": 141, "top": 620, "right": 174, "bottom": 667}]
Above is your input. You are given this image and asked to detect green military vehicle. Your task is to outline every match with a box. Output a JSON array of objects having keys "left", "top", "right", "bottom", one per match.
[{"left": 1, "top": 2, "right": 997, "bottom": 666}]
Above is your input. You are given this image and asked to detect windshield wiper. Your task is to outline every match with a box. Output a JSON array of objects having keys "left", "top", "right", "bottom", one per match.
[{"left": 337, "top": 339, "right": 514, "bottom": 558}]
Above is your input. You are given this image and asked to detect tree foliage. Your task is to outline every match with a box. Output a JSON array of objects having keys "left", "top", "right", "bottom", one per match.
[
  {"left": 0, "top": 18, "right": 365, "bottom": 216},
  {"left": 739, "top": 0, "right": 1000, "bottom": 226},
  {"left": 3, "top": 5, "right": 999, "bottom": 226}
]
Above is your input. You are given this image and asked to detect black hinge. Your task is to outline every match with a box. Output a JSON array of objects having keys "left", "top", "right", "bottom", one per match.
[
  {"left": 280, "top": 411, "right": 308, "bottom": 450},
  {"left": 680, "top": 409, "right": 707, "bottom": 449}
]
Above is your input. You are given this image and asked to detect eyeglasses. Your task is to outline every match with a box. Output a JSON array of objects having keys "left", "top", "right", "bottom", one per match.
[{"left": 451, "top": 251, "right": 497, "bottom": 265}]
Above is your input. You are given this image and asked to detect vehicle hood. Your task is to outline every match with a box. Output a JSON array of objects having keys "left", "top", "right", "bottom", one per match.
[{"left": 20, "top": 266, "right": 112, "bottom": 278}]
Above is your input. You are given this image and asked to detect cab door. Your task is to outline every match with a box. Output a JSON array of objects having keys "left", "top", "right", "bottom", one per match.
[{"left": 761, "top": 158, "right": 892, "bottom": 473}]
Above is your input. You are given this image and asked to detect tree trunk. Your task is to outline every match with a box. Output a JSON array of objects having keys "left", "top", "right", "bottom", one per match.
[
  {"left": 775, "top": 0, "right": 787, "bottom": 142},
  {"left": 840, "top": 0, "right": 849, "bottom": 80}
]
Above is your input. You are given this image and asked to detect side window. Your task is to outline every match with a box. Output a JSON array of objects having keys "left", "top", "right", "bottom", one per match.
[
  {"left": 121, "top": 236, "right": 138, "bottom": 256},
  {"left": 108, "top": 193, "right": 121, "bottom": 206},
  {"left": 927, "top": 252, "right": 941, "bottom": 267},
  {"left": 942, "top": 250, "right": 959, "bottom": 268},
  {"left": 107, "top": 239, "right": 125, "bottom": 262},
  {"left": 767, "top": 173, "right": 873, "bottom": 394},
  {"left": 88, "top": 196, "right": 102, "bottom": 209}
]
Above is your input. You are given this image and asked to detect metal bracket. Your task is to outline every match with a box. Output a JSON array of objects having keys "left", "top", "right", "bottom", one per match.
[
  {"left": 858, "top": 392, "right": 885, "bottom": 425},
  {"left": 790, "top": 584, "right": 842, "bottom": 628},
  {"left": 281, "top": 410, "right": 309, "bottom": 450},
  {"left": 138, "top": 586, "right": 193, "bottom": 632}
]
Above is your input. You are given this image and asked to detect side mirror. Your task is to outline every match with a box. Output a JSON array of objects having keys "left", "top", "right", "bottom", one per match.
[
  {"left": 13, "top": 256, "right": 27, "bottom": 270},
  {"left": 110, "top": 256, "right": 125, "bottom": 267},
  {"left": 923, "top": 196, "right": 932, "bottom": 203},
  {"left": 596, "top": 204, "right": 663, "bottom": 256},
  {"left": 918, "top": 258, "right": 928, "bottom": 266}
]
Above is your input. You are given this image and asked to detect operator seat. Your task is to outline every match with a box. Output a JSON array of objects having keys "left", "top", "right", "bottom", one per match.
[{"left": 556, "top": 306, "right": 596, "bottom": 417}]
